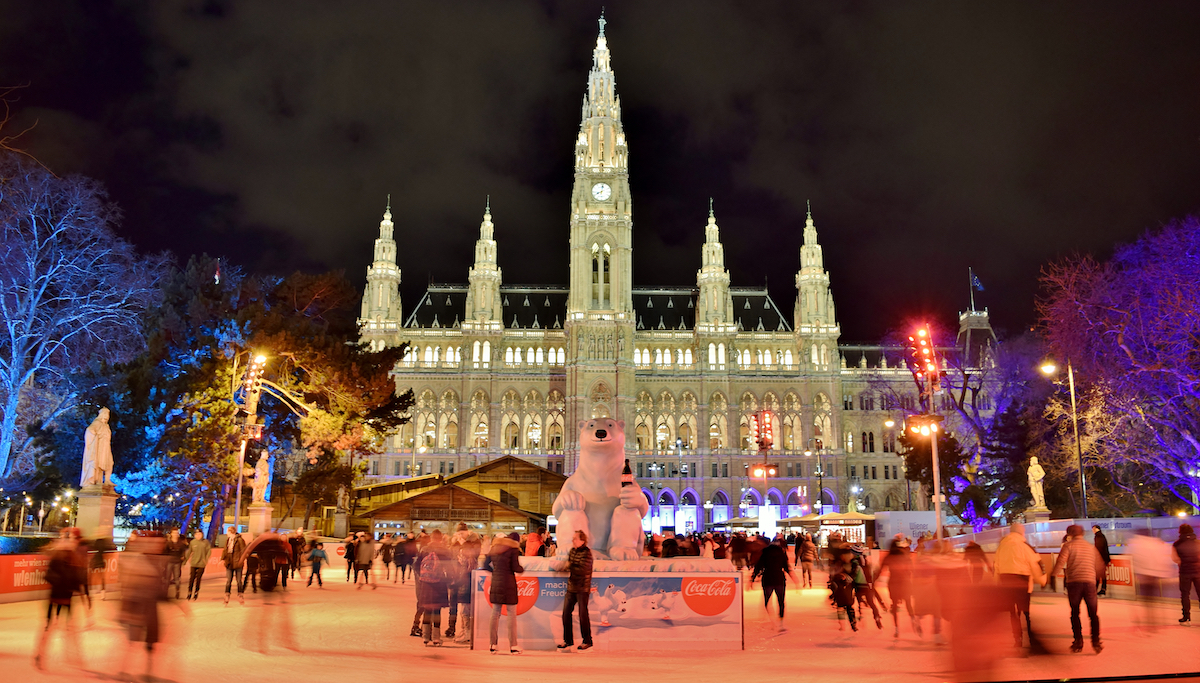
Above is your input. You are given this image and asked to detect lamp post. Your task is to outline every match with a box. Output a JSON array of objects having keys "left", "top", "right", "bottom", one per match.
[
  {"left": 804, "top": 439, "right": 824, "bottom": 513},
  {"left": 234, "top": 353, "right": 268, "bottom": 534},
  {"left": 703, "top": 499, "right": 713, "bottom": 527},
  {"left": 905, "top": 414, "right": 945, "bottom": 541},
  {"left": 1041, "top": 359, "right": 1088, "bottom": 519},
  {"left": 886, "top": 419, "right": 912, "bottom": 511}
]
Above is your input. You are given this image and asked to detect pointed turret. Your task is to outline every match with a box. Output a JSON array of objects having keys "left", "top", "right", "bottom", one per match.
[
  {"left": 360, "top": 199, "right": 402, "bottom": 327},
  {"left": 696, "top": 200, "right": 734, "bottom": 331},
  {"left": 794, "top": 203, "right": 837, "bottom": 328},
  {"left": 568, "top": 13, "right": 633, "bottom": 319},
  {"left": 464, "top": 199, "right": 503, "bottom": 331}
]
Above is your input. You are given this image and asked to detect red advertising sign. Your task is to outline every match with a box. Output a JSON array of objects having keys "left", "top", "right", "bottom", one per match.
[
  {"left": 1106, "top": 557, "right": 1133, "bottom": 587},
  {"left": 0, "top": 553, "right": 119, "bottom": 596},
  {"left": 681, "top": 577, "right": 737, "bottom": 616},
  {"left": 482, "top": 576, "right": 540, "bottom": 615}
]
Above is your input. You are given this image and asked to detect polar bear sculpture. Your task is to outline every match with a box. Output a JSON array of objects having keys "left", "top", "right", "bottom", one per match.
[{"left": 553, "top": 418, "right": 649, "bottom": 560}]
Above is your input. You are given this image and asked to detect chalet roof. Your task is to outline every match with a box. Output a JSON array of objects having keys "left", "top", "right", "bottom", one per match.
[
  {"left": 363, "top": 483, "right": 541, "bottom": 521},
  {"left": 445, "top": 454, "right": 568, "bottom": 486}
]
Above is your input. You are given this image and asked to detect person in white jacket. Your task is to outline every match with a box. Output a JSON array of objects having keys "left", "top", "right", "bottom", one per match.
[{"left": 994, "top": 523, "right": 1046, "bottom": 650}]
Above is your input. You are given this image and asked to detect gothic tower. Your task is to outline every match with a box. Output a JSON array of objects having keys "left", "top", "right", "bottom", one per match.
[
  {"left": 794, "top": 204, "right": 840, "bottom": 371},
  {"left": 464, "top": 199, "right": 503, "bottom": 331},
  {"left": 695, "top": 201, "right": 735, "bottom": 332},
  {"left": 565, "top": 14, "right": 636, "bottom": 471},
  {"left": 359, "top": 198, "right": 402, "bottom": 349}
]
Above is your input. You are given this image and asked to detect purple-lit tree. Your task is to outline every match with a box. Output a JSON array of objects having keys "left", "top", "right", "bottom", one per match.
[
  {"left": 1040, "top": 214, "right": 1200, "bottom": 511},
  {"left": 0, "top": 153, "right": 162, "bottom": 478}
]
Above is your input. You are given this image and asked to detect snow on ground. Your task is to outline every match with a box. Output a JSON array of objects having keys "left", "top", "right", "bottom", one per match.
[{"left": 1, "top": 564, "right": 1197, "bottom": 683}]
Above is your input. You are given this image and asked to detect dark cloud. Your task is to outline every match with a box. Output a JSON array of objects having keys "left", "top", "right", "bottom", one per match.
[{"left": 2, "top": 0, "right": 1199, "bottom": 341}]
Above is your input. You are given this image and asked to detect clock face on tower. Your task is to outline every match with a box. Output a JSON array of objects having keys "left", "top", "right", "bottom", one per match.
[{"left": 591, "top": 183, "right": 612, "bottom": 201}]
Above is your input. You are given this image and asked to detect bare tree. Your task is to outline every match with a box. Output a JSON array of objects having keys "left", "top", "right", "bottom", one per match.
[
  {"left": 1040, "top": 214, "right": 1200, "bottom": 508},
  {"left": 0, "top": 153, "right": 162, "bottom": 476}
]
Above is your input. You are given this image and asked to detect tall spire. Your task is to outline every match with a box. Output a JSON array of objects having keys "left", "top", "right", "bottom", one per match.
[
  {"left": 696, "top": 202, "right": 733, "bottom": 330},
  {"left": 794, "top": 203, "right": 837, "bottom": 331},
  {"left": 465, "top": 199, "right": 502, "bottom": 329},
  {"left": 573, "top": 11, "right": 625, "bottom": 170},
  {"left": 359, "top": 197, "right": 402, "bottom": 328}
]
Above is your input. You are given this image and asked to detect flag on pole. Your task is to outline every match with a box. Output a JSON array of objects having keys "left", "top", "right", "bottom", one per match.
[{"left": 972, "top": 273, "right": 984, "bottom": 291}]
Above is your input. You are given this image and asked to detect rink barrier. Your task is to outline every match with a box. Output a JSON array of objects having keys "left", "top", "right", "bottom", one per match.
[
  {"left": 471, "top": 569, "right": 744, "bottom": 651},
  {"left": 0, "top": 548, "right": 226, "bottom": 604}
]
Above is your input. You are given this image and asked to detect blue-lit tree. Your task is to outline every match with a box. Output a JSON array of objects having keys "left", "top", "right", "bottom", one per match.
[
  {"left": 0, "top": 152, "right": 163, "bottom": 481},
  {"left": 1040, "top": 215, "right": 1200, "bottom": 513}
]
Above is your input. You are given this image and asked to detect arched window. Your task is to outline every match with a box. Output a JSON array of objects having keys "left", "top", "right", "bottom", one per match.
[
  {"left": 536, "top": 347, "right": 544, "bottom": 365},
  {"left": 636, "top": 424, "right": 652, "bottom": 450},
  {"left": 473, "top": 421, "right": 488, "bottom": 448},
  {"left": 633, "top": 348, "right": 642, "bottom": 366},
  {"left": 527, "top": 347, "right": 535, "bottom": 365},
  {"left": 655, "top": 348, "right": 663, "bottom": 365},
  {"left": 763, "top": 349, "right": 772, "bottom": 366},
  {"left": 681, "top": 491, "right": 697, "bottom": 506},
  {"left": 678, "top": 422, "right": 692, "bottom": 449},
  {"left": 784, "top": 349, "right": 793, "bottom": 367},
  {"left": 547, "top": 423, "right": 563, "bottom": 451},
  {"left": 473, "top": 340, "right": 481, "bottom": 364},
  {"left": 424, "top": 346, "right": 434, "bottom": 364},
  {"left": 504, "top": 422, "right": 520, "bottom": 449},
  {"left": 708, "top": 343, "right": 717, "bottom": 366},
  {"left": 718, "top": 343, "right": 726, "bottom": 366},
  {"left": 505, "top": 347, "right": 514, "bottom": 365},
  {"left": 868, "top": 431, "right": 876, "bottom": 453},
  {"left": 811, "top": 345, "right": 819, "bottom": 365},
  {"left": 482, "top": 341, "right": 490, "bottom": 367},
  {"left": 443, "top": 422, "right": 458, "bottom": 449},
  {"left": 846, "top": 432, "right": 854, "bottom": 453}
]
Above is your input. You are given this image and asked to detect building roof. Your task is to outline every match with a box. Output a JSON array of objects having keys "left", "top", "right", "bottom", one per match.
[
  {"left": 444, "top": 454, "right": 567, "bottom": 486},
  {"left": 404, "top": 284, "right": 792, "bottom": 333},
  {"left": 363, "top": 483, "right": 541, "bottom": 521}
]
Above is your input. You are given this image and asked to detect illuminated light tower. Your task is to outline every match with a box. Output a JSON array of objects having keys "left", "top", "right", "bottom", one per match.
[
  {"left": 904, "top": 324, "right": 945, "bottom": 540},
  {"left": 234, "top": 353, "right": 268, "bottom": 531}
]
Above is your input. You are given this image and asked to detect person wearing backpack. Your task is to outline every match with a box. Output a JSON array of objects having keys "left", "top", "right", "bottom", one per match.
[
  {"left": 415, "top": 530, "right": 451, "bottom": 646},
  {"left": 484, "top": 531, "right": 525, "bottom": 654}
]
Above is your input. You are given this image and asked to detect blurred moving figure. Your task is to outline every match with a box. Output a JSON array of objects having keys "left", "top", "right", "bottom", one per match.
[
  {"left": 116, "top": 533, "right": 171, "bottom": 680},
  {"left": 1128, "top": 528, "right": 1174, "bottom": 630},
  {"left": 750, "top": 536, "right": 798, "bottom": 633},
  {"left": 34, "top": 530, "right": 86, "bottom": 671},
  {"left": 1093, "top": 525, "right": 1112, "bottom": 596},
  {"left": 1172, "top": 523, "right": 1200, "bottom": 625},
  {"left": 877, "top": 536, "right": 916, "bottom": 639},
  {"left": 243, "top": 532, "right": 298, "bottom": 654},
  {"left": 994, "top": 522, "right": 1047, "bottom": 651},
  {"left": 1051, "top": 524, "right": 1104, "bottom": 653}
]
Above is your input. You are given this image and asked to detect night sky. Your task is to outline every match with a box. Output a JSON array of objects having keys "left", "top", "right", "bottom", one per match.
[{"left": 3, "top": 1, "right": 1199, "bottom": 342}]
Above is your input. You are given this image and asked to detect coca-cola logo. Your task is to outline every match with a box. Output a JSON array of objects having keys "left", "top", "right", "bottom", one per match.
[
  {"left": 482, "top": 576, "right": 540, "bottom": 615},
  {"left": 681, "top": 578, "right": 736, "bottom": 616}
]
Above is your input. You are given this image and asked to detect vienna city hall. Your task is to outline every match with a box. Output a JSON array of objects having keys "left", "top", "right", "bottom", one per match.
[{"left": 356, "top": 22, "right": 995, "bottom": 534}]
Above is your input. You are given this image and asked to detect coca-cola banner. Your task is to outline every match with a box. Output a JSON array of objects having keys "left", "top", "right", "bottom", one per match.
[{"left": 472, "top": 570, "right": 743, "bottom": 651}]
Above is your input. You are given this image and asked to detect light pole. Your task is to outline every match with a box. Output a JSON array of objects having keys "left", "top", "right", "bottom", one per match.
[
  {"left": 886, "top": 419, "right": 912, "bottom": 511},
  {"left": 804, "top": 438, "right": 824, "bottom": 513},
  {"left": 905, "top": 415, "right": 945, "bottom": 541},
  {"left": 1041, "top": 359, "right": 1088, "bottom": 519},
  {"left": 234, "top": 353, "right": 268, "bottom": 534}
]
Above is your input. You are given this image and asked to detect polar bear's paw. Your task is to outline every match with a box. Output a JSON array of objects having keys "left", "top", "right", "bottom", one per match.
[{"left": 607, "top": 546, "right": 641, "bottom": 561}]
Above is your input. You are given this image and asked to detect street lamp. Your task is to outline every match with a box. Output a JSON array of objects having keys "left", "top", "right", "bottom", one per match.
[
  {"left": 234, "top": 352, "right": 268, "bottom": 533},
  {"left": 804, "top": 438, "right": 825, "bottom": 513},
  {"left": 906, "top": 414, "right": 945, "bottom": 541},
  {"left": 1041, "top": 359, "right": 1088, "bottom": 519}
]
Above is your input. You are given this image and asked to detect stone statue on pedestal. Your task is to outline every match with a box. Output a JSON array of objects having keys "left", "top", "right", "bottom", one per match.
[
  {"left": 245, "top": 452, "right": 270, "bottom": 504},
  {"left": 80, "top": 408, "right": 114, "bottom": 487},
  {"left": 337, "top": 486, "right": 350, "bottom": 512},
  {"left": 1027, "top": 456, "right": 1047, "bottom": 509}
]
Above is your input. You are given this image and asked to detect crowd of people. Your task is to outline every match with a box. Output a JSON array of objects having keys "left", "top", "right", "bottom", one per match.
[{"left": 26, "top": 519, "right": 1200, "bottom": 672}]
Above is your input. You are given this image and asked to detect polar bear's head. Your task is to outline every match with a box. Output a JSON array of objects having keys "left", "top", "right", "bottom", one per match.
[{"left": 578, "top": 418, "right": 626, "bottom": 471}]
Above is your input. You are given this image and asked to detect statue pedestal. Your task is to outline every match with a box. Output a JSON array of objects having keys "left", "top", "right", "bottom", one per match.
[
  {"left": 77, "top": 484, "right": 117, "bottom": 539},
  {"left": 333, "top": 512, "right": 349, "bottom": 538},
  {"left": 1026, "top": 506, "right": 1052, "bottom": 523},
  {"left": 247, "top": 503, "right": 273, "bottom": 537}
]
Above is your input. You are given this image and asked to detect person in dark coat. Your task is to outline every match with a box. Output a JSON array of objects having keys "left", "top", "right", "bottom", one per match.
[
  {"left": 751, "top": 537, "right": 797, "bottom": 632},
  {"left": 1173, "top": 523, "right": 1200, "bottom": 624},
  {"left": 343, "top": 534, "right": 357, "bottom": 582},
  {"left": 415, "top": 530, "right": 451, "bottom": 645},
  {"left": 484, "top": 532, "right": 525, "bottom": 653},
  {"left": 379, "top": 536, "right": 395, "bottom": 581},
  {"left": 397, "top": 533, "right": 415, "bottom": 584},
  {"left": 555, "top": 530, "right": 595, "bottom": 651},
  {"left": 35, "top": 535, "right": 86, "bottom": 669},
  {"left": 1092, "top": 526, "right": 1112, "bottom": 596}
]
